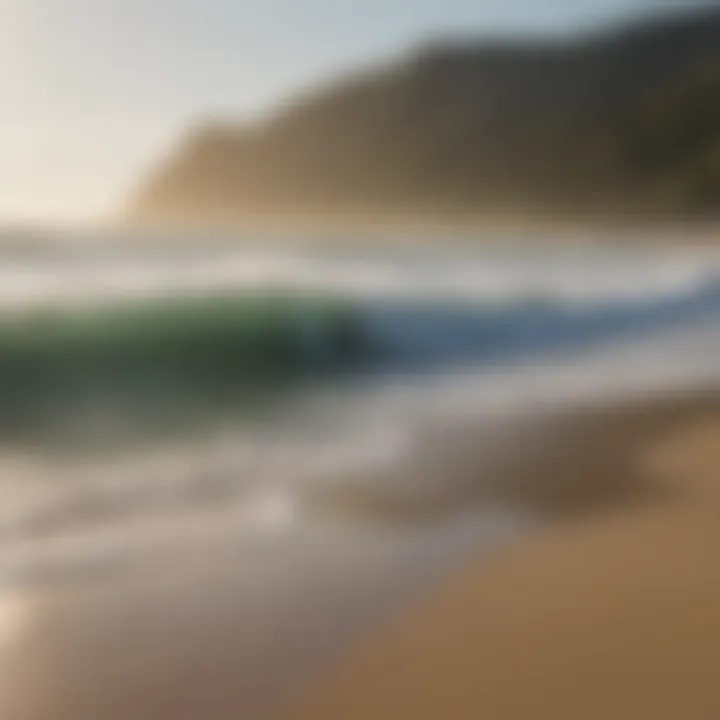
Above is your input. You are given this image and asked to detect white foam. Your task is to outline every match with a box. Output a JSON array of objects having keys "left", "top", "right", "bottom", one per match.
[{"left": 0, "top": 241, "right": 719, "bottom": 309}]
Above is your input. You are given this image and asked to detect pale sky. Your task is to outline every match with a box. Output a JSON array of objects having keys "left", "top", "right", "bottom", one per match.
[{"left": 0, "top": 0, "right": 681, "bottom": 224}]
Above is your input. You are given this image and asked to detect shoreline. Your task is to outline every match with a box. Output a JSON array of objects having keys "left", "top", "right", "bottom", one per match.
[
  {"left": 284, "top": 387, "right": 720, "bottom": 719},
  {"left": 0, "top": 388, "right": 719, "bottom": 719}
]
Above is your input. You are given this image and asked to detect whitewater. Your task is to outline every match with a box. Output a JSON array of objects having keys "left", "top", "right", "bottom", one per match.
[{"left": 2, "top": 236, "right": 720, "bottom": 598}]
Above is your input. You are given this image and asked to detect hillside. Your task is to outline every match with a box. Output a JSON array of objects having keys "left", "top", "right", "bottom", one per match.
[{"left": 131, "top": 8, "right": 720, "bottom": 227}]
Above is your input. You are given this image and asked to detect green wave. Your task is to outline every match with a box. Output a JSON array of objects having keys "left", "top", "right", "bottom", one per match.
[{"left": 0, "top": 292, "right": 370, "bottom": 447}]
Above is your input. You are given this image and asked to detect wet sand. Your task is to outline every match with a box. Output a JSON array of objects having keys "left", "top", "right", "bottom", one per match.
[
  {"left": 0, "top": 390, "right": 719, "bottom": 719},
  {"left": 285, "top": 391, "right": 720, "bottom": 720}
]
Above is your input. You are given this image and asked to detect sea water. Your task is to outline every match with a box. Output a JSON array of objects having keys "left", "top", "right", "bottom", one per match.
[
  {"left": 1, "top": 236, "right": 720, "bottom": 588},
  {"left": 2, "top": 234, "right": 720, "bottom": 716}
]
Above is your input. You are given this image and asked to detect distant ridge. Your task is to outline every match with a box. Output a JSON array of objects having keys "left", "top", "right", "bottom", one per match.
[{"left": 131, "top": 8, "right": 720, "bottom": 227}]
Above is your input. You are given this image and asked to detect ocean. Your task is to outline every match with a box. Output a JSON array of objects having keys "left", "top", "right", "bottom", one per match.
[
  {"left": 3, "top": 237, "right": 720, "bottom": 581},
  {"left": 2, "top": 233, "right": 720, "bottom": 714}
]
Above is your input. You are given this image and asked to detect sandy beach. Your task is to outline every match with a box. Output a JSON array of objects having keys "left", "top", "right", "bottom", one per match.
[
  {"left": 285, "top": 391, "right": 720, "bottom": 720},
  {"left": 0, "top": 390, "right": 719, "bottom": 720}
]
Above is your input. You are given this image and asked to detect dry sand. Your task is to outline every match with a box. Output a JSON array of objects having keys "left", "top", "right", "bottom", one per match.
[{"left": 285, "top": 394, "right": 720, "bottom": 720}]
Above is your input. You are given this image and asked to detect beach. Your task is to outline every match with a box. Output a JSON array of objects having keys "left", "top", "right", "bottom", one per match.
[
  {"left": 0, "top": 389, "right": 715, "bottom": 719},
  {"left": 1, "top": 239, "right": 720, "bottom": 720},
  {"left": 3, "top": 2, "right": 720, "bottom": 717},
  {"left": 284, "top": 389, "right": 720, "bottom": 720}
]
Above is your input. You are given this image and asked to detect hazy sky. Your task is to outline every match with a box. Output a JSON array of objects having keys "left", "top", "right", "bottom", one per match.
[{"left": 0, "top": 0, "right": 676, "bottom": 224}]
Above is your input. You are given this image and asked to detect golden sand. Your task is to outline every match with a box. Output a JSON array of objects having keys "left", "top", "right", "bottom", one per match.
[{"left": 286, "top": 400, "right": 720, "bottom": 720}]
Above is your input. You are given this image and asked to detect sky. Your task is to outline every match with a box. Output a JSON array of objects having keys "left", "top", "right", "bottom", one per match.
[{"left": 0, "top": 0, "right": 685, "bottom": 224}]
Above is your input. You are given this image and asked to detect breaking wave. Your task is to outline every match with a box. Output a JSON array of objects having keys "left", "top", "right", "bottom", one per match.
[{"left": 2, "top": 236, "right": 720, "bottom": 590}]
